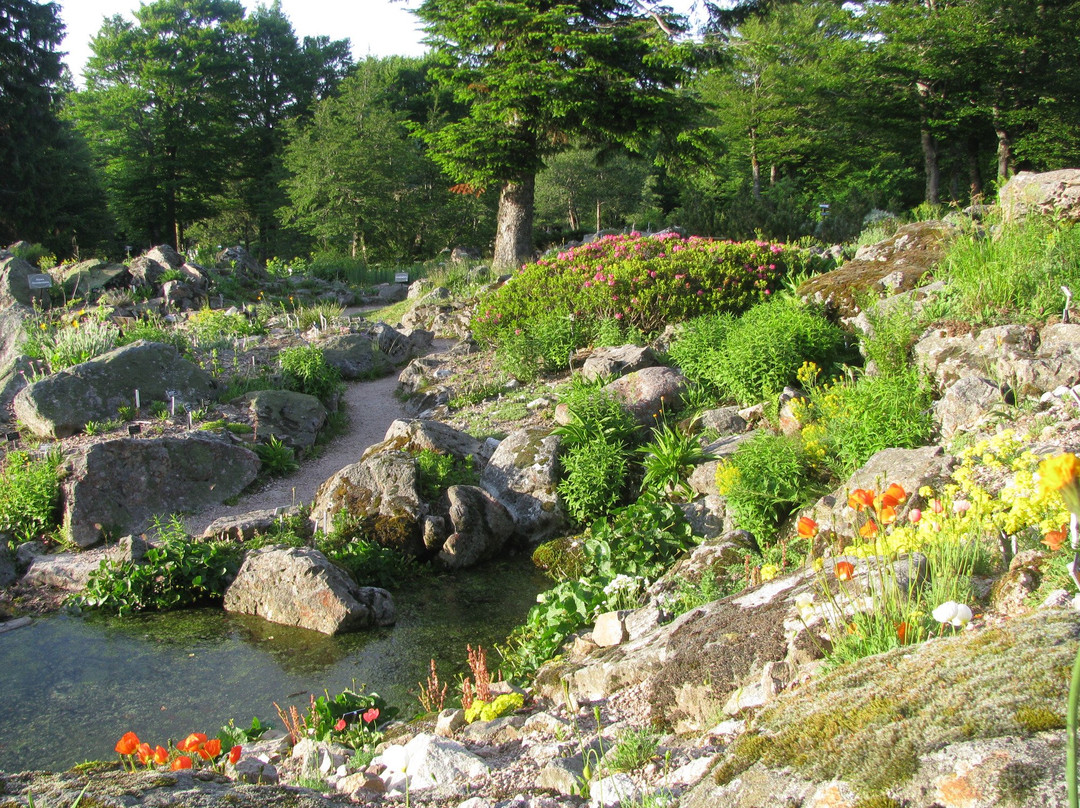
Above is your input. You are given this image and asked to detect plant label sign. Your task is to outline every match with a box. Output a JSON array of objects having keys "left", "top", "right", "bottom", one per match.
[
  {"left": 27, "top": 274, "right": 53, "bottom": 289},
  {"left": 395, "top": 272, "right": 409, "bottom": 284}
]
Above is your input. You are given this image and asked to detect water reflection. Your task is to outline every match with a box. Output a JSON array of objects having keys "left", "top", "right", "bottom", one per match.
[{"left": 0, "top": 558, "right": 546, "bottom": 772}]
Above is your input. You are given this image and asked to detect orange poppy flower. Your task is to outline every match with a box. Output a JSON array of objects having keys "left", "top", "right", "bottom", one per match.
[
  {"left": 170, "top": 756, "right": 193, "bottom": 771},
  {"left": 136, "top": 742, "right": 152, "bottom": 766},
  {"left": 229, "top": 745, "right": 242, "bottom": 765},
  {"left": 848, "top": 488, "right": 875, "bottom": 511},
  {"left": 797, "top": 516, "right": 819, "bottom": 539},
  {"left": 1043, "top": 527, "right": 1069, "bottom": 552},
  {"left": 878, "top": 505, "right": 898, "bottom": 525},
  {"left": 115, "top": 732, "right": 140, "bottom": 756},
  {"left": 835, "top": 560, "right": 855, "bottom": 581},
  {"left": 880, "top": 483, "right": 907, "bottom": 509},
  {"left": 153, "top": 746, "right": 169, "bottom": 766},
  {"left": 896, "top": 621, "right": 910, "bottom": 644},
  {"left": 859, "top": 520, "right": 879, "bottom": 538},
  {"left": 199, "top": 739, "right": 222, "bottom": 760},
  {"left": 177, "top": 732, "right": 207, "bottom": 753}
]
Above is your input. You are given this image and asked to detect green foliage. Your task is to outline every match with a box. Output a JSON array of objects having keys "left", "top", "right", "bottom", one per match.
[
  {"left": 254, "top": 435, "right": 299, "bottom": 476},
  {"left": 717, "top": 431, "right": 824, "bottom": 545},
  {"left": 638, "top": 421, "right": 713, "bottom": 501},
  {"left": 557, "top": 436, "right": 628, "bottom": 526},
  {"left": 291, "top": 301, "right": 345, "bottom": 331},
  {"left": 665, "top": 312, "right": 735, "bottom": 388},
  {"left": 10, "top": 242, "right": 56, "bottom": 268},
  {"left": 700, "top": 298, "right": 851, "bottom": 406},
  {"left": 859, "top": 298, "right": 923, "bottom": 377},
  {"left": 76, "top": 516, "right": 243, "bottom": 615},
  {"left": 496, "top": 310, "right": 580, "bottom": 381},
  {"left": 23, "top": 316, "right": 120, "bottom": 372},
  {"left": 607, "top": 727, "right": 660, "bottom": 773},
  {"left": 0, "top": 449, "right": 63, "bottom": 547},
  {"left": 474, "top": 233, "right": 806, "bottom": 339},
  {"left": 414, "top": 449, "right": 478, "bottom": 500},
  {"left": 939, "top": 218, "right": 1080, "bottom": 324},
  {"left": 117, "top": 316, "right": 191, "bottom": 354},
  {"left": 531, "top": 536, "right": 588, "bottom": 581},
  {"left": 806, "top": 367, "right": 934, "bottom": 478},
  {"left": 316, "top": 511, "right": 420, "bottom": 589},
  {"left": 667, "top": 570, "right": 724, "bottom": 615},
  {"left": 218, "top": 716, "right": 271, "bottom": 750},
  {"left": 188, "top": 309, "right": 264, "bottom": 346},
  {"left": 278, "top": 345, "right": 342, "bottom": 404},
  {"left": 302, "top": 684, "right": 396, "bottom": 747}
]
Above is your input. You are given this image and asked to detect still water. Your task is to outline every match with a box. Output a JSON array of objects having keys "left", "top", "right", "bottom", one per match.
[{"left": 0, "top": 559, "right": 547, "bottom": 772}]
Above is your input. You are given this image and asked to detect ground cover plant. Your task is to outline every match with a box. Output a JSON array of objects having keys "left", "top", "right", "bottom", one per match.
[{"left": 0, "top": 449, "right": 63, "bottom": 547}]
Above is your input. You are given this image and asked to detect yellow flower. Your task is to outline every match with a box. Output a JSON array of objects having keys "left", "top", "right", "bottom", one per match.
[
  {"left": 760, "top": 563, "right": 779, "bottom": 582},
  {"left": 1039, "top": 453, "right": 1080, "bottom": 515}
]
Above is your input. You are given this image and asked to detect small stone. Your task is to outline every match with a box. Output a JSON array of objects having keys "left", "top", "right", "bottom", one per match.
[
  {"left": 436, "top": 708, "right": 467, "bottom": 737},
  {"left": 592, "top": 611, "right": 628, "bottom": 647},
  {"left": 233, "top": 757, "right": 278, "bottom": 784}
]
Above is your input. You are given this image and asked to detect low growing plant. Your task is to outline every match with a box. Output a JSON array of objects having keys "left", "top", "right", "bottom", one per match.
[
  {"left": 279, "top": 345, "right": 342, "bottom": 404},
  {"left": 0, "top": 448, "right": 63, "bottom": 547},
  {"left": 254, "top": 435, "right": 300, "bottom": 476}
]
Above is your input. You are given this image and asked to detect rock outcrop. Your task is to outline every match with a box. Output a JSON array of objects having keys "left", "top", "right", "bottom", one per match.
[
  {"left": 239, "top": 388, "right": 327, "bottom": 451},
  {"left": 223, "top": 545, "right": 395, "bottom": 634},
  {"left": 14, "top": 341, "right": 216, "bottom": 438},
  {"left": 999, "top": 168, "right": 1080, "bottom": 222}
]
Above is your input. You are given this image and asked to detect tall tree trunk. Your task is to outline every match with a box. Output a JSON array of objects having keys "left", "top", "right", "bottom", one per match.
[
  {"left": 595, "top": 198, "right": 602, "bottom": 234},
  {"left": 921, "top": 128, "right": 940, "bottom": 205},
  {"left": 567, "top": 194, "right": 579, "bottom": 231},
  {"left": 966, "top": 136, "right": 983, "bottom": 200},
  {"left": 493, "top": 176, "right": 535, "bottom": 270},
  {"left": 992, "top": 104, "right": 1013, "bottom": 181},
  {"left": 749, "top": 127, "right": 761, "bottom": 200}
]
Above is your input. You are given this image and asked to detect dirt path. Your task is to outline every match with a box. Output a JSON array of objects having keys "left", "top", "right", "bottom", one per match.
[{"left": 185, "top": 371, "right": 406, "bottom": 535}]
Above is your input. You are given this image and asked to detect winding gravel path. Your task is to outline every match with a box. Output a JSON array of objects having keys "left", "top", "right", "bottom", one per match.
[{"left": 185, "top": 371, "right": 406, "bottom": 535}]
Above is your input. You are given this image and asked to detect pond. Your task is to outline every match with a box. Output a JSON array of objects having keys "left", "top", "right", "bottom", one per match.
[{"left": 0, "top": 558, "right": 548, "bottom": 772}]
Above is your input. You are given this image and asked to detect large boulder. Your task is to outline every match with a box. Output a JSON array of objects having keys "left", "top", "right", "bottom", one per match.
[
  {"left": 49, "top": 259, "right": 130, "bottom": 297},
  {"left": 603, "top": 365, "right": 687, "bottom": 426},
  {"left": 240, "top": 388, "right": 327, "bottom": 451},
  {"left": 372, "top": 322, "right": 433, "bottom": 363},
  {"left": 308, "top": 451, "right": 426, "bottom": 555},
  {"left": 21, "top": 537, "right": 147, "bottom": 592},
  {"left": 580, "top": 344, "right": 657, "bottom": 382},
  {"left": 370, "top": 419, "right": 484, "bottom": 464},
  {"left": 215, "top": 246, "right": 268, "bottom": 280},
  {"left": 999, "top": 168, "right": 1080, "bottom": 222},
  {"left": 798, "top": 220, "right": 957, "bottom": 317},
  {"left": 0, "top": 302, "right": 34, "bottom": 410},
  {"left": 479, "top": 427, "right": 566, "bottom": 544},
  {"left": 62, "top": 434, "right": 260, "bottom": 547},
  {"left": 320, "top": 333, "right": 394, "bottom": 380},
  {"left": 439, "top": 485, "right": 515, "bottom": 569},
  {"left": 13, "top": 341, "right": 216, "bottom": 438},
  {"left": 0, "top": 253, "right": 40, "bottom": 306},
  {"left": 223, "top": 546, "right": 395, "bottom": 634}
]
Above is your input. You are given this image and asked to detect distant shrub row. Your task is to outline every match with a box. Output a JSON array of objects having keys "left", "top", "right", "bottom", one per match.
[{"left": 471, "top": 232, "right": 826, "bottom": 342}]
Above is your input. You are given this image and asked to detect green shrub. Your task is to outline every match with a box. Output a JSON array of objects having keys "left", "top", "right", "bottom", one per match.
[
  {"left": 558, "top": 436, "right": 628, "bottom": 526},
  {"left": 705, "top": 298, "right": 851, "bottom": 406},
  {"left": 474, "top": 233, "right": 812, "bottom": 342},
  {"left": 278, "top": 345, "right": 342, "bottom": 404},
  {"left": 638, "top": 421, "right": 713, "bottom": 501},
  {"left": 76, "top": 516, "right": 243, "bottom": 615},
  {"left": 665, "top": 312, "right": 735, "bottom": 391},
  {"left": 0, "top": 449, "right": 63, "bottom": 547},
  {"left": 717, "top": 431, "right": 824, "bottom": 545},
  {"left": 496, "top": 310, "right": 580, "bottom": 381},
  {"left": 584, "top": 500, "right": 697, "bottom": 582},
  {"left": 10, "top": 241, "right": 56, "bottom": 268},
  {"left": 808, "top": 366, "right": 934, "bottom": 478},
  {"left": 117, "top": 316, "right": 191, "bottom": 354},
  {"left": 531, "top": 536, "right": 588, "bottom": 580},
  {"left": 557, "top": 376, "right": 639, "bottom": 446},
  {"left": 859, "top": 298, "right": 923, "bottom": 377},
  {"left": 317, "top": 511, "right": 420, "bottom": 588},
  {"left": 414, "top": 449, "right": 478, "bottom": 500},
  {"left": 188, "top": 308, "right": 264, "bottom": 345}
]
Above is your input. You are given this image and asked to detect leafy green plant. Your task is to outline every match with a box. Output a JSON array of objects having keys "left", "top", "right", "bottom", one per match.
[
  {"left": 254, "top": 435, "right": 299, "bottom": 476},
  {"left": 75, "top": 515, "right": 243, "bottom": 615},
  {"left": 117, "top": 315, "right": 191, "bottom": 354},
  {"left": 188, "top": 308, "right": 264, "bottom": 345},
  {"left": 607, "top": 726, "right": 660, "bottom": 772},
  {"left": 0, "top": 449, "right": 63, "bottom": 547},
  {"left": 638, "top": 420, "right": 713, "bottom": 501},
  {"left": 414, "top": 449, "right": 478, "bottom": 500},
  {"left": 531, "top": 536, "right": 588, "bottom": 581},
  {"left": 278, "top": 345, "right": 342, "bottom": 404},
  {"left": 558, "top": 436, "right": 628, "bottom": 526},
  {"left": 10, "top": 241, "right": 56, "bottom": 268},
  {"left": 24, "top": 316, "right": 121, "bottom": 371},
  {"left": 316, "top": 511, "right": 420, "bottom": 588},
  {"left": 584, "top": 500, "right": 697, "bottom": 582},
  {"left": 665, "top": 312, "right": 735, "bottom": 390},
  {"left": 860, "top": 298, "right": 925, "bottom": 377},
  {"left": 218, "top": 716, "right": 271, "bottom": 749},
  {"left": 716, "top": 431, "right": 825, "bottom": 546}
]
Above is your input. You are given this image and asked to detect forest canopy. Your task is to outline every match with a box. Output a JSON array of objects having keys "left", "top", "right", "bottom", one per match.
[{"left": 1, "top": 0, "right": 1078, "bottom": 264}]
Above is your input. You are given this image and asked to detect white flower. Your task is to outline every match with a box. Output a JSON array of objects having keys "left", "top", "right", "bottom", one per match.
[
  {"left": 794, "top": 592, "right": 815, "bottom": 620},
  {"left": 932, "top": 601, "right": 972, "bottom": 627}
]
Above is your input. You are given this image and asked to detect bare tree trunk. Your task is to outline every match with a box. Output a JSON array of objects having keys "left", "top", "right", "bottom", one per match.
[
  {"left": 595, "top": 198, "right": 602, "bottom": 234},
  {"left": 750, "top": 127, "right": 761, "bottom": 200},
  {"left": 493, "top": 176, "right": 535, "bottom": 270},
  {"left": 567, "top": 194, "right": 579, "bottom": 231},
  {"left": 992, "top": 104, "right": 1013, "bottom": 181},
  {"left": 921, "top": 128, "right": 940, "bottom": 205},
  {"left": 967, "top": 136, "right": 984, "bottom": 200}
]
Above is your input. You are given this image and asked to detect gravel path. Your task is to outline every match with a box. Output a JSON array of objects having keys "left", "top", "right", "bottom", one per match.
[{"left": 185, "top": 371, "right": 406, "bottom": 535}]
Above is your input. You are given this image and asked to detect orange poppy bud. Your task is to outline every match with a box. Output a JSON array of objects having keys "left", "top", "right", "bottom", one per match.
[
  {"left": 848, "top": 488, "right": 875, "bottom": 511},
  {"left": 835, "top": 560, "right": 855, "bottom": 581},
  {"left": 796, "top": 516, "right": 819, "bottom": 539},
  {"left": 896, "top": 621, "right": 909, "bottom": 644},
  {"left": 170, "top": 756, "right": 193, "bottom": 771},
  {"left": 153, "top": 746, "right": 169, "bottom": 765},
  {"left": 136, "top": 742, "right": 152, "bottom": 766},
  {"left": 1043, "top": 527, "right": 1068, "bottom": 552},
  {"left": 115, "top": 732, "right": 140, "bottom": 756},
  {"left": 177, "top": 732, "right": 207, "bottom": 752},
  {"left": 229, "top": 745, "right": 242, "bottom": 765}
]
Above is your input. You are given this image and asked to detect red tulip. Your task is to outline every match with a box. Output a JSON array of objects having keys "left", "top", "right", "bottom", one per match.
[
  {"left": 115, "top": 732, "right": 140, "bottom": 756},
  {"left": 334, "top": 719, "right": 347, "bottom": 732},
  {"left": 835, "top": 560, "right": 855, "bottom": 581},
  {"left": 170, "top": 756, "right": 193, "bottom": 771}
]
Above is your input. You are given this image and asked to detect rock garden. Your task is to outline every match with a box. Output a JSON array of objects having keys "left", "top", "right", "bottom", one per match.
[{"left": 3, "top": 169, "right": 1080, "bottom": 807}]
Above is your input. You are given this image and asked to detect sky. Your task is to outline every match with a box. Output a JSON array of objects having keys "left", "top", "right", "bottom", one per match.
[{"left": 56, "top": 1, "right": 706, "bottom": 85}]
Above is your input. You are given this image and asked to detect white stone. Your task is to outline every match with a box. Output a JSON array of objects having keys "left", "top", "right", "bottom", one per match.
[
  {"left": 592, "top": 611, "right": 628, "bottom": 647},
  {"left": 589, "top": 772, "right": 641, "bottom": 808}
]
